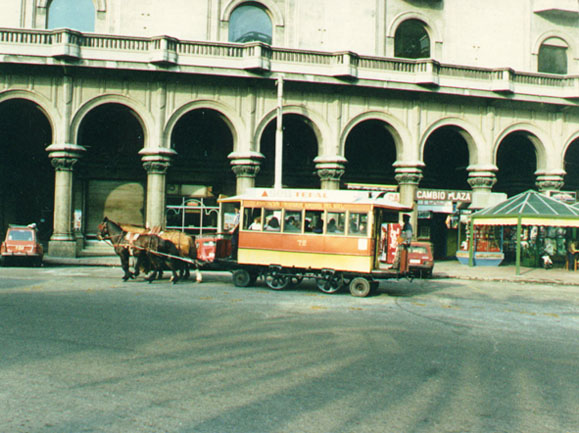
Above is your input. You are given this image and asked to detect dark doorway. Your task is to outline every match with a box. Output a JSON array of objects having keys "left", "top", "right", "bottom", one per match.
[
  {"left": 257, "top": 114, "right": 318, "bottom": 188},
  {"left": 563, "top": 138, "right": 579, "bottom": 192},
  {"left": 495, "top": 133, "right": 537, "bottom": 197},
  {"left": 170, "top": 108, "right": 236, "bottom": 197},
  {"left": 343, "top": 120, "right": 397, "bottom": 187},
  {"left": 421, "top": 127, "right": 470, "bottom": 259},
  {"left": 78, "top": 103, "right": 145, "bottom": 233},
  {"left": 421, "top": 127, "right": 469, "bottom": 190},
  {"left": 0, "top": 99, "right": 53, "bottom": 242}
]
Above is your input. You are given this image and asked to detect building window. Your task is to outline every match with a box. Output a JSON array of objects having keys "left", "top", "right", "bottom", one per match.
[
  {"left": 228, "top": 3, "right": 272, "bottom": 45},
  {"left": 538, "top": 38, "right": 568, "bottom": 75},
  {"left": 394, "top": 19, "right": 430, "bottom": 59},
  {"left": 48, "top": 0, "right": 95, "bottom": 32}
]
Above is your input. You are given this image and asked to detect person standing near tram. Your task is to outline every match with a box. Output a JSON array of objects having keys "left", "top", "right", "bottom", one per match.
[
  {"left": 394, "top": 214, "right": 413, "bottom": 272},
  {"left": 230, "top": 207, "right": 240, "bottom": 259}
]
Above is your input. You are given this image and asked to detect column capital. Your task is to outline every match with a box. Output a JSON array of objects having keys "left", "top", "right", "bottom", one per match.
[
  {"left": 139, "top": 147, "right": 176, "bottom": 174},
  {"left": 314, "top": 155, "right": 347, "bottom": 184},
  {"left": 228, "top": 151, "right": 265, "bottom": 179},
  {"left": 536, "top": 173, "right": 565, "bottom": 192},
  {"left": 467, "top": 170, "right": 497, "bottom": 191},
  {"left": 394, "top": 163, "right": 423, "bottom": 186},
  {"left": 46, "top": 143, "right": 86, "bottom": 171}
]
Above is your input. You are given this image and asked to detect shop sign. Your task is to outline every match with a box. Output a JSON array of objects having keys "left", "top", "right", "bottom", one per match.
[{"left": 417, "top": 189, "right": 472, "bottom": 202}]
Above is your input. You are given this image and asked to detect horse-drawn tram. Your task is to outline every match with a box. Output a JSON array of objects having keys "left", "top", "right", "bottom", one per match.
[{"left": 216, "top": 188, "right": 423, "bottom": 297}]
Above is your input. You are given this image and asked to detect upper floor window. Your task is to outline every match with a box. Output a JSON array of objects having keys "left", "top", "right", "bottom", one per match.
[
  {"left": 394, "top": 19, "right": 430, "bottom": 59},
  {"left": 48, "top": 0, "right": 95, "bottom": 32},
  {"left": 538, "top": 38, "right": 568, "bottom": 75},
  {"left": 229, "top": 3, "right": 272, "bottom": 45}
]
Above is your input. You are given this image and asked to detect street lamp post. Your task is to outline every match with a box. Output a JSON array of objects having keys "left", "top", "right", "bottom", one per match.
[{"left": 274, "top": 75, "right": 284, "bottom": 190}]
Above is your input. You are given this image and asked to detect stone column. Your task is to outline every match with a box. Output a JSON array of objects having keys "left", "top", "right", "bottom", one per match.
[
  {"left": 467, "top": 166, "right": 497, "bottom": 208},
  {"left": 46, "top": 143, "right": 86, "bottom": 257},
  {"left": 315, "top": 156, "right": 347, "bottom": 190},
  {"left": 140, "top": 148, "right": 176, "bottom": 229},
  {"left": 535, "top": 171, "right": 565, "bottom": 194},
  {"left": 394, "top": 164, "right": 422, "bottom": 208},
  {"left": 394, "top": 163, "right": 423, "bottom": 235},
  {"left": 229, "top": 151, "right": 264, "bottom": 194}
]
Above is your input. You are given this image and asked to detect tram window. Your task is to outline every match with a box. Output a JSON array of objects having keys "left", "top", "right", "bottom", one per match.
[
  {"left": 264, "top": 209, "right": 281, "bottom": 231},
  {"left": 244, "top": 207, "right": 262, "bottom": 231},
  {"left": 326, "top": 212, "right": 345, "bottom": 234},
  {"left": 348, "top": 212, "right": 368, "bottom": 236},
  {"left": 284, "top": 210, "right": 302, "bottom": 232},
  {"left": 305, "top": 210, "right": 324, "bottom": 233}
]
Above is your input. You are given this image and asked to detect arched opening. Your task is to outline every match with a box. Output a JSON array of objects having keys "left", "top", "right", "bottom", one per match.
[
  {"left": 48, "top": 0, "right": 95, "bottom": 32},
  {"left": 169, "top": 108, "right": 235, "bottom": 232},
  {"left": 77, "top": 103, "right": 145, "bottom": 234},
  {"left": 538, "top": 37, "right": 568, "bottom": 75},
  {"left": 563, "top": 138, "right": 579, "bottom": 192},
  {"left": 421, "top": 127, "right": 470, "bottom": 190},
  {"left": 394, "top": 19, "right": 430, "bottom": 59},
  {"left": 228, "top": 3, "right": 272, "bottom": 44},
  {"left": 0, "top": 99, "right": 54, "bottom": 242},
  {"left": 495, "top": 133, "right": 537, "bottom": 197},
  {"left": 343, "top": 119, "right": 397, "bottom": 187},
  {"left": 257, "top": 114, "right": 318, "bottom": 188},
  {"left": 421, "top": 127, "right": 470, "bottom": 259}
]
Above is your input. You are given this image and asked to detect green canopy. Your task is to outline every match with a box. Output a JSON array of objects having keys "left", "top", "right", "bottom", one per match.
[{"left": 469, "top": 190, "right": 579, "bottom": 274}]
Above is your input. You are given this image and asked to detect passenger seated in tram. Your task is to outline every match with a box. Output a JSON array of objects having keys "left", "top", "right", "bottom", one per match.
[
  {"left": 248, "top": 216, "right": 262, "bottom": 230},
  {"left": 284, "top": 215, "right": 300, "bottom": 232},
  {"left": 327, "top": 219, "right": 338, "bottom": 233},
  {"left": 313, "top": 219, "right": 323, "bottom": 233},
  {"left": 265, "top": 216, "right": 280, "bottom": 231}
]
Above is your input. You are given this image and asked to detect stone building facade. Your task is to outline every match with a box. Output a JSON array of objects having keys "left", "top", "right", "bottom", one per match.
[{"left": 0, "top": 0, "right": 578, "bottom": 257}]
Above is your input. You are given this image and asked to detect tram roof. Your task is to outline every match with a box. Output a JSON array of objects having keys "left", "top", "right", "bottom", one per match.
[{"left": 219, "top": 188, "right": 411, "bottom": 211}]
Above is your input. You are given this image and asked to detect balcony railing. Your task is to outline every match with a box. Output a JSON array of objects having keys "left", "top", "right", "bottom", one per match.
[{"left": 0, "top": 27, "right": 577, "bottom": 102}]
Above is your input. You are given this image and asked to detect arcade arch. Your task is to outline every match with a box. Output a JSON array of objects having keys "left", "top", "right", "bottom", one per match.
[
  {"left": 77, "top": 103, "right": 146, "bottom": 235},
  {"left": 563, "top": 136, "right": 579, "bottom": 192},
  {"left": 257, "top": 113, "right": 319, "bottom": 188},
  {"left": 342, "top": 119, "right": 398, "bottom": 187},
  {"left": 494, "top": 132, "right": 541, "bottom": 197},
  {"left": 421, "top": 126, "right": 471, "bottom": 190},
  {"left": 0, "top": 99, "right": 54, "bottom": 241},
  {"left": 169, "top": 108, "right": 236, "bottom": 197}
]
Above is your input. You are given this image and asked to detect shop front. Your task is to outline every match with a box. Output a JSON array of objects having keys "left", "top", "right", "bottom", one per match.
[
  {"left": 464, "top": 190, "right": 579, "bottom": 274},
  {"left": 416, "top": 189, "right": 472, "bottom": 259}
]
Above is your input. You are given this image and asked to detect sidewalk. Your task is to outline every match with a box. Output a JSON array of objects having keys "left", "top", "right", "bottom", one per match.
[{"left": 43, "top": 255, "right": 579, "bottom": 287}]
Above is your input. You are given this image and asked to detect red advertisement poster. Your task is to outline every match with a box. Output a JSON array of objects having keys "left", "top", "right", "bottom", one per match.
[{"left": 386, "top": 223, "right": 401, "bottom": 264}]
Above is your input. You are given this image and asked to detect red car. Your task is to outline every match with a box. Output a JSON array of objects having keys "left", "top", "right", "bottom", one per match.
[
  {"left": 407, "top": 241, "right": 434, "bottom": 278},
  {"left": 1, "top": 225, "right": 44, "bottom": 266}
]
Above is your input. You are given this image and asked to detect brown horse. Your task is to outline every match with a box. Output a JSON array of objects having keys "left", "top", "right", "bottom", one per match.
[
  {"left": 96, "top": 217, "right": 134, "bottom": 281},
  {"left": 130, "top": 233, "right": 183, "bottom": 283},
  {"left": 97, "top": 217, "right": 202, "bottom": 283},
  {"left": 119, "top": 222, "right": 199, "bottom": 280}
]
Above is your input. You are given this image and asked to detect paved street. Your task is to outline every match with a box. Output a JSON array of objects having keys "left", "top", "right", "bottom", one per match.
[{"left": 0, "top": 265, "right": 577, "bottom": 433}]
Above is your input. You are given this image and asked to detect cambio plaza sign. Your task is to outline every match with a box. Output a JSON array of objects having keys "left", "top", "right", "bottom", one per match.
[{"left": 416, "top": 189, "right": 472, "bottom": 202}]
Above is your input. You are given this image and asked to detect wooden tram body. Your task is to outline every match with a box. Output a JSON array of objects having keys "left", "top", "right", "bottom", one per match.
[{"left": 218, "top": 188, "right": 414, "bottom": 297}]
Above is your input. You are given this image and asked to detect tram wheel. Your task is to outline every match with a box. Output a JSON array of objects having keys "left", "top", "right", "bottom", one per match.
[
  {"left": 316, "top": 275, "right": 343, "bottom": 294},
  {"left": 232, "top": 269, "right": 252, "bottom": 287},
  {"left": 265, "top": 273, "right": 289, "bottom": 290},
  {"left": 349, "top": 277, "right": 371, "bottom": 297}
]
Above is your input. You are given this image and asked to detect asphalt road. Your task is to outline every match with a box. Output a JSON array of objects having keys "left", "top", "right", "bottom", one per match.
[{"left": 0, "top": 266, "right": 577, "bottom": 433}]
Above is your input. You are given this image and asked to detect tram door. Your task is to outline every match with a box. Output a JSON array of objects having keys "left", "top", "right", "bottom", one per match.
[{"left": 374, "top": 209, "right": 399, "bottom": 270}]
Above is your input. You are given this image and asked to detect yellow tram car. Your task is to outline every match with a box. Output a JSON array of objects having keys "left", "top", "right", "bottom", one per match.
[{"left": 218, "top": 188, "right": 417, "bottom": 297}]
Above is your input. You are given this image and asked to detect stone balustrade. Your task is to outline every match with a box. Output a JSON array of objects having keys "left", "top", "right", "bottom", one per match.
[{"left": 0, "top": 27, "right": 577, "bottom": 103}]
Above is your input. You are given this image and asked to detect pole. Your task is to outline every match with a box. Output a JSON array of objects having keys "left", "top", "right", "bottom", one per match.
[
  {"left": 515, "top": 217, "right": 522, "bottom": 276},
  {"left": 274, "top": 75, "right": 284, "bottom": 190}
]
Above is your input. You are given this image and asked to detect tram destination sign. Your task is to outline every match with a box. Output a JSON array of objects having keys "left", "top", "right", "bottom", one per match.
[{"left": 417, "top": 189, "right": 472, "bottom": 202}]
